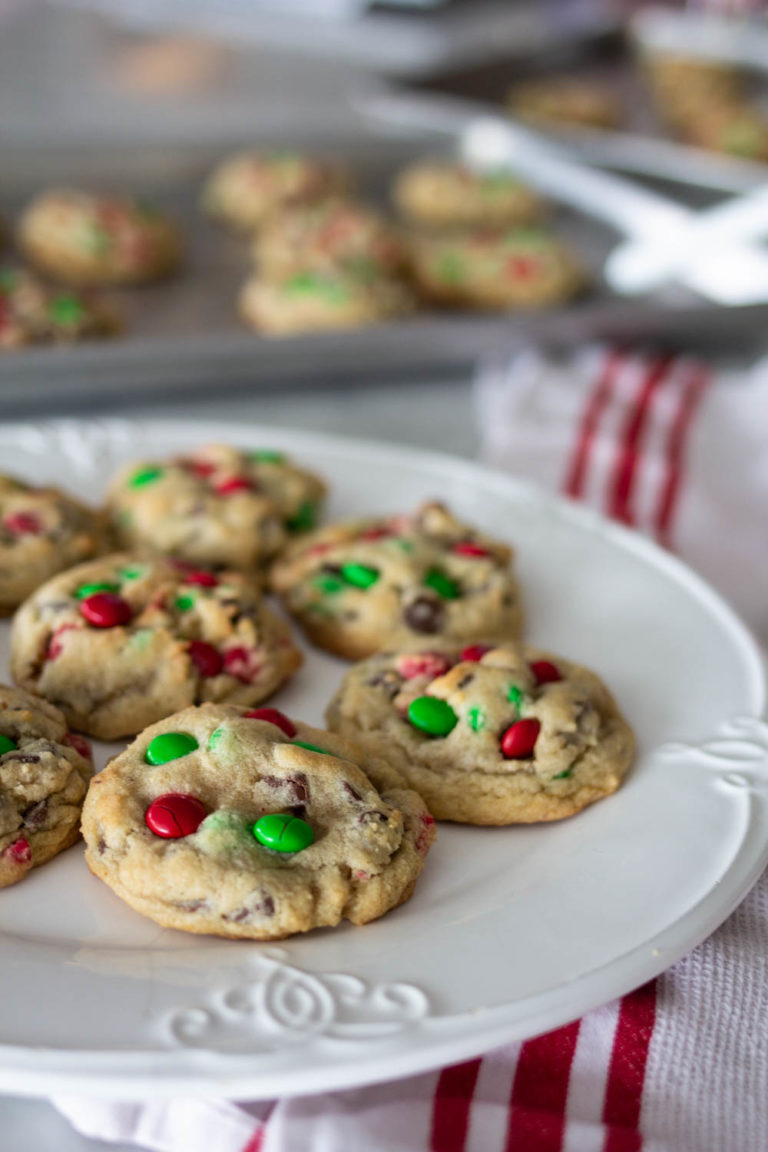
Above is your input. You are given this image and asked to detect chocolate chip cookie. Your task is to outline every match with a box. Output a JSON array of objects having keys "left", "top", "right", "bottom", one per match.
[
  {"left": 107, "top": 444, "right": 327, "bottom": 572},
  {"left": 0, "top": 473, "right": 104, "bottom": 614},
  {"left": 81, "top": 703, "right": 435, "bottom": 939},
  {"left": 11, "top": 554, "right": 302, "bottom": 740},
  {"left": 18, "top": 189, "right": 182, "bottom": 287},
  {"left": 326, "top": 641, "right": 634, "bottom": 824},
  {"left": 393, "top": 159, "right": 543, "bottom": 230},
  {"left": 270, "top": 501, "right": 522, "bottom": 660},
  {"left": 202, "top": 150, "right": 346, "bottom": 234},
  {"left": 0, "top": 684, "right": 92, "bottom": 889}
]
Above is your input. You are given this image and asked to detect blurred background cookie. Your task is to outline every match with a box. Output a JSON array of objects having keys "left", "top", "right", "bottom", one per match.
[
  {"left": 393, "top": 159, "right": 543, "bottom": 231},
  {"left": 17, "top": 189, "right": 182, "bottom": 287},
  {"left": 239, "top": 267, "right": 415, "bottom": 335},
  {"left": 201, "top": 150, "right": 347, "bottom": 234},
  {"left": 0, "top": 267, "right": 120, "bottom": 349}
]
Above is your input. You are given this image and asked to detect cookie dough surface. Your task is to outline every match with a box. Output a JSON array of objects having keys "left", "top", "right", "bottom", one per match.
[
  {"left": 239, "top": 268, "right": 414, "bottom": 335},
  {"left": 0, "top": 267, "right": 119, "bottom": 349},
  {"left": 270, "top": 501, "right": 522, "bottom": 660},
  {"left": 81, "top": 704, "right": 435, "bottom": 939},
  {"left": 409, "top": 227, "right": 584, "bottom": 310},
  {"left": 254, "top": 199, "right": 407, "bottom": 282},
  {"left": 107, "top": 443, "right": 326, "bottom": 571},
  {"left": 393, "top": 160, "right": 542, "bottom": 230},
  {"left": 0, "top": 684, "right": 92, "bottom": 889},
  {"left": 11, "top": 553, "right": 302, "bottom": 740},
  {"left": 326, "top": 642, "right": 634, "bottom": 824},
  {"left": 17, "top": 189, "right": 181, "bottom": 287},
  {"left": 202, "top": 151, "right": 346, "bottom": 233},
  {"left": 0, "top": 473, "right": 104, "bottom": 613}
]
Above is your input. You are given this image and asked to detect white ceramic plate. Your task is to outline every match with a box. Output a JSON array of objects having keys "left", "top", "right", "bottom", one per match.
[{"left": 0, "top": 419, "right": 766, "bottom": 1101}]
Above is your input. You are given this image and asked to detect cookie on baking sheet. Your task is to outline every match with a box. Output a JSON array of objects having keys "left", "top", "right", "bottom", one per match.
[
  {"left": 508, "top": 78, "right": 621, "bottom": 130},
  {"left": 17, "top": 189, "right": 181, "bottom": 287},
  {"left": 409, "top": 227, "right": 584, "bottom": 311},
  {"left": 0, "top": 684, "right": 92, "bottom": 889},
  {"left": 0, "top": 266, "right": 120, "bottom": 349},
  {"left": 81, "top": 703, "right": 435, "bottom": 939},
  {"left": 254, "top": 199, "right": 408, "bottom": 283},
  {"left": 326, "top": 642, "right": 634, "bottom": 825},
  {"left": 643, "top": 54, "right": 742, "bottom": 129},
  {"left": 676, "top": 102, "right": 768, "bottom": 162},
  {"left": 239, "top": 267, "right": 414, "bottom": 335},
  {"left": 107, "top": 444, "right": 327, "bottom": 571},
  {"left": 0, "top": 473, "right": 104, "bottom": 613},
  {"left": 270, "top": 501, "right": 522, "bottom": 661},
  {"left": 393, "top": 160, "right": 543, "bottom": 230},
  {"left": 10, "top": 554, "right": 302, "bottom": 741},
  {"left": 202, "top": 150, "right": 346, "bottom": 234}
]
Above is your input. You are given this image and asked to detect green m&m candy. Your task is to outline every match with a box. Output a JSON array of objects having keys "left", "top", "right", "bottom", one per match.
[
  {"left": 340, "top": 562, "right": 379, "bottom": 589},
  {"left": 253, "top": 813, "right": 314, "bottom": 853},
  {"left": 288, "top": 500, "right": 318, "bottom": 532},
  {"left": 129, "top": 466, "right": 164, "bottom": 489},
  {"left": 313, "top": 572, "right": 344, "bottom": 594},
  {"left": 0, "top": 735, "right": 17, "bottom": 755},
  {"left": 250, "top": 449, "right": 286, "bottom": 464},
  {"left": 407, "top": 695, "right": 458, "bottom": 737},
  {"left": 145, "top": 732, "right": 199, "bottom": 765},
  {"left": 423, "top": 569, "right": 460, "bottom": 600},
  {"left": 49, "top": 294, "right": 85, "bottom": 326},
  {"left": 75, "top": 581, "right": 119, "bottom": 600},
  {"left": 507, "top": 684, "right": 524, "bottom": 712},
  {"left": 291, "top": 740, "right": 331, "bottom": 755},
  {"left": 175, "top": 593, "right": 195, "bottom": 613}
]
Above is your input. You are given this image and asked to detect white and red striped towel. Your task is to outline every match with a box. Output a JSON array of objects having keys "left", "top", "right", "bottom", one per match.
[{"left": 55, "top": 346, "right": 768, "bottom": 1152}]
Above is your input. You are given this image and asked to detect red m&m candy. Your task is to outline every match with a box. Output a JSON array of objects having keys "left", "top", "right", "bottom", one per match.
[
  {"left": 3, "top": 837, "right": 31, "bottom": 864},
  {"left": 172, "top": 560, "right": 218, "bottom": 587},
  {"left": 396, "top": 652, "right": 452, "bottom": 680},
  {"left": 501, "top": 718, "right": 540, "bottom": 759},
  {"left": 187, "top": 641, "right": 223, "bottom": 679},
  {"left": 62, "top": 732, "right": 92, "bottom": 761},
  {"left": 460, "top": 644, "right": 493, "bottom": 663},
  {"left": 530, "top": 661, "right": 561, "bottom": 685},
  {"left": 452, "top": 542, "right": 491, "bottom": 558},
  {"left": 4, "top": 512, "right": 43, "bottom": 536},
  {"left": 145, "top": 793, "right": 207, "bottom": 839},
  {"left": 215, "top": 476, "right": 253, "bottom": 495},
  {"left": 223, "top": 646, "right": 260, "bottom": 683},
  {"left": 79, "top": 592, "right": 132, "bottom": 628},
  {"left": 184, "top": 458, "right": 216, "bottom": 478},
  {"left": 244, "top": 707, "right": 296, "bottom": 738}
]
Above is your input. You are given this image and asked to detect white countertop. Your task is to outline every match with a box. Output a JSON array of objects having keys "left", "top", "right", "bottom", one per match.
[{"left": 0, "top": 370, "right": 479, "bottom": 1151}]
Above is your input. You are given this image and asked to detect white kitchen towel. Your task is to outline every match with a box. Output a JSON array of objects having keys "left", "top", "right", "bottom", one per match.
[{"left": 54, "top": 345, "right": 768, "bottom": 1152}]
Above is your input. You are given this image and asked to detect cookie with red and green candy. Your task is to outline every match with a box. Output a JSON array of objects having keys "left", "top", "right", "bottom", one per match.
[
  {"left": 0, "top": 472, "right": 105, "bottom": 614},
  {"left": 17, "top": 189, "right": 181, "bottom": 287},
  {"left": 0, "top": 684, "right": 92, "bottom": 890},
  {"left": 393, "top": 159, "right": 543, "bottom": 230},
  {"left": 238, "top": 265, "right": 415, "bottom": 335},
  {"left": 253, "top": 198, "right": 408, "bottom": 283},
  {"left": 409, "top": 226, "right": 585, "bottom": 311},
  {"left": 81, "top": 702, "right": 435, "bottom": 939},
  {"left": 270, "top": 500, "right": 522, "bottom": 661},
  {"left": 107, "top": 443, "right": 327, "bottom": 573},
  {"left": 10, "top": 553, "right": 302, "bottom": 741},
  {"left": 0, "top": 266, "right": 119, "bottom": 349},
  {"left": 202, "top": 150, "right": 347, "bottom": 234},
  {"left": 326, "top": 641, "right": 634, "bottom": 825}
]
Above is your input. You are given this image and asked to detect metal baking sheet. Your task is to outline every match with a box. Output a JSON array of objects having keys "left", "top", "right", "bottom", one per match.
[
  {"left": 0, "top": 129, "right": 765, "bottom": 416},
  {"left": 402, "top": 23, "right": 768, "bottom": 194}
]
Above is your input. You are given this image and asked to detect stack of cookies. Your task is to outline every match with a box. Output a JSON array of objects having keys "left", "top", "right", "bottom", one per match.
[{"left": 0, "top": 441, "right": 633, "bottom": 944}]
